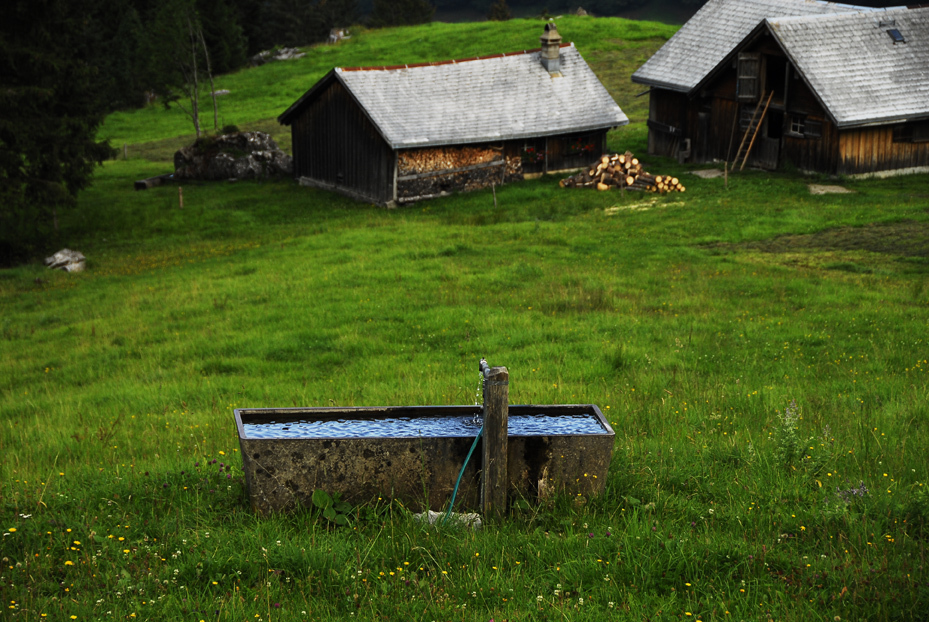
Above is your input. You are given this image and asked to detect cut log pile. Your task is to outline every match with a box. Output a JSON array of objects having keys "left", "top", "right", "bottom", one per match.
[
  {"left": 559, "top": 151, "right": 686, "bottom": 194},
  {"left": 398, "top": 146, "right": 502, "bottom": 175}
]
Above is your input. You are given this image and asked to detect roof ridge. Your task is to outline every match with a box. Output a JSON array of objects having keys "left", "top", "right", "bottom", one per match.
[
  {"left": 339, "top": 42, "right": 573, "bottom": 73},
  {"left": 769, "top": 3, "right": 925, "bottom": 22}
]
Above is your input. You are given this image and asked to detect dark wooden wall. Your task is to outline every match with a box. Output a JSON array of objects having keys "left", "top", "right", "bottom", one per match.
[
  {"left": 290, "top": 81, "right": 395, "bottom": 204},
  {"left": 544, "top": 130, "right": 609, "bottom": 173},
  {"left": 776, "top": 76, "right": 839, "bottom": 173},
  {"left": 507, "top": 130, "right": 609, "bottom": 176},
  {"left": 839, "top": 127, "right": 929, "bottom": 175},
  {"left": 780, "top": 115, "right": 838, "bottom": 173},
  {"left": 647, "top": 90, "right": 689, "bottom": 158}
]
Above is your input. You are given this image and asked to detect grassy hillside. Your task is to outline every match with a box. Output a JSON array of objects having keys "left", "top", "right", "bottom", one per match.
[
  {"left": 99, "top": 16, "right": 675, "bottom": 155},
  {"left": 3, "top": 16, "right": 929, "bottom": 622}
]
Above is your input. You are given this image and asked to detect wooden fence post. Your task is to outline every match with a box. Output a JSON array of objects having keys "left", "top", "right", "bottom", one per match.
[{"left": 481, "top": 362, "right": 508, "bottom": 519}]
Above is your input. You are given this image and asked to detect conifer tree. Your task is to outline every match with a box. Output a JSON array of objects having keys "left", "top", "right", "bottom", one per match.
[
  {"left": 259, "top": 0, "right": 358, "bottom": 49},
  {"left": 0, "top": 0, "right": 114, "bottom": 263},
  {"left": 487, "top": 0, "right": 512, "bottom": 21},
  {"left": 197, "top": 0, "right": 248, "bottom": 74},
  {"left": 370, "top": 0, "right": 434, "bottom": 28}
]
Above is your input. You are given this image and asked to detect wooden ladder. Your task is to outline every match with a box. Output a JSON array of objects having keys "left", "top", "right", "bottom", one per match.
[{"left": 733, "top": 91, "right": 773, "bottom": 171}]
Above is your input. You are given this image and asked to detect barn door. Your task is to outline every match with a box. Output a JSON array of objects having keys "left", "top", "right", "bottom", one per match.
[
  {"left": 752, "top": 110, "right": 782, "bottom": 170},
  {"left": 696, "top": 111, "right": 710, "bottom": 162},
  {"left": 737, "top": 53, "right": 761, "bottom": 103}
]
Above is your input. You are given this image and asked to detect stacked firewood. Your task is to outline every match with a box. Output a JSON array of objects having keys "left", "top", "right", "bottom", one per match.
[
  {"left": 398, "top": 146, "right": 501, "bottom": 175},
  {"left": 559, "top": 151, "right": 686, "bottom": 194},
  {"left": 625, "top": 172, "right": 686, "bottom": 193}
]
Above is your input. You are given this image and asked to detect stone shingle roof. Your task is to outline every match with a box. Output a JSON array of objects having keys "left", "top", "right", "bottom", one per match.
[
  {"left": 279, "top": 44, "right": 628, "bottom": 149},
  {"left": 631, "top": 0, "right": 874, "bottom": 93},
  {"left": 769, "top": 7, "right": 929, "bottom": 127}
]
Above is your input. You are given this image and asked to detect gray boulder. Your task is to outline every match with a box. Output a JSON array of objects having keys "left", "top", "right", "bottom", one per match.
[
  {"left": 249, "top": 47, "right": 306, "bottom": 67},
  {"left": 174, "top": 132, "right": 293, "bottom": 181},
  {"left": 45, "top": 249, "right": 86, "bottom": 272}
]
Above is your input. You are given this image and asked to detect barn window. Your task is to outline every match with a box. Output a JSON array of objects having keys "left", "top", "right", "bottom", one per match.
[
  {"left": 804, "top": 120, "right": 822, "bottom": 139},
  {"left": 787, "top": 115, "right": 822, "bottom": 139},
  {"left": 917, "top": 123, "right": 929, "bottom": 143},
  {"left": 893, "top": 120, "right": 929, "bottom": 143},
  {"left": 737, "top": 53, "right": 761, "bottom": 102}
]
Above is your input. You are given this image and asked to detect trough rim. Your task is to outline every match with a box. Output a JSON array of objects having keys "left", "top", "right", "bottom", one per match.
[{"left": 234, "top": 404, "right": 614, "bottom": 440}]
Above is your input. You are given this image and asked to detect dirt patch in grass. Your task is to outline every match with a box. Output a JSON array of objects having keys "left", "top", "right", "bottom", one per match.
[
  {"left": 733, "top": 221, "right": 929, "bottom": 258},
  {"left": 691, "top": 169, "right": 724, "bottom": 179},
  {"left": 808, "top": 184, "right": 853, "bottom": 195}
]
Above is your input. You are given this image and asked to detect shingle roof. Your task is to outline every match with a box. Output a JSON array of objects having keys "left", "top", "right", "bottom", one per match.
[
  {"left": 769, "top": 7, "right": 929, "bottom": 127},
  {"left": 279, "top": 44, "right": 628, "bottom": 149},
  {"left": 631, "top": 0, "right": 875, "bottom": 93}
]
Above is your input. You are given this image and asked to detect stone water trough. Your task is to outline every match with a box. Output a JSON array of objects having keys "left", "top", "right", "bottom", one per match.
[{"left": 235, "top": 402, "right": 614, "bottom": 515}]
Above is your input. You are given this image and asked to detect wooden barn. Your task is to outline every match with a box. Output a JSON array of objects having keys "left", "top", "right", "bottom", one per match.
[
  {"left": 632, "top": 0, "right": 929, "bottom": 176},
  {"left": 278, "top": 24, "right": 628, "bottom": 205}
]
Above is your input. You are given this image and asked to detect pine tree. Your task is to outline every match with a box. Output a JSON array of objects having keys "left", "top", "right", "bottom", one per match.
[
  {"left": 0, "top": 0, "right": 114, "bottom": 264},
  {"left": 259, "top": 0, "right": 315, "bottom": 48},
  {"left": 141, "top": 0, "right": 219, "bottom": 137},
  {"left": 197, "top": 0, "right": 248, "bottom": 74},
  {"left": 370, "top": 0, "right": 434, "bottom": 28},
  {"left": 83, "top": 0, "right": 148, "bottom": 110},
  {"left": 487, "top": 0, "right": 512, "bottom": 21},
  {"left": 315, "top": 0, "right": 360, "bottom": 34}
]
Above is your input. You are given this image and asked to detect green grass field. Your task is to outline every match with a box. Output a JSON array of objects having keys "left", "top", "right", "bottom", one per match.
[{"left": 2, "top": 15, "right": 929, "bottom": 622}]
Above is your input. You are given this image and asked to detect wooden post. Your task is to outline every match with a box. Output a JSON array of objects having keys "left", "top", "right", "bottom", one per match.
[
  {"left": 178, "top": 186, "right": 184, "bottom": 209},
  {"left": 123, "top": 143, "right": 128, "bottom": 160},
  {"left": 480, "top": 361, "right": 508, "bottom": 520}
]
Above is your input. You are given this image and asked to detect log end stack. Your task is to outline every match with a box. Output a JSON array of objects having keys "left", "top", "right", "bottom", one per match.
[{"left": 560, "top": 151, "right": 685, "bottom": 194}]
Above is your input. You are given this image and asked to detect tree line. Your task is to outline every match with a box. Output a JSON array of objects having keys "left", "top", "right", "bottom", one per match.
[
  {"left": 0, "top": 0, "right": 441, "bottom": 264},
  {"left": 72, "top": 0, "right": 440, "bottom": 112}
]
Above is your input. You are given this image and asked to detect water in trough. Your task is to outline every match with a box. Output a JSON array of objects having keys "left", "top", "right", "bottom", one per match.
[{"left": 242, "top": 411, "right": 607, "bottom": 439}]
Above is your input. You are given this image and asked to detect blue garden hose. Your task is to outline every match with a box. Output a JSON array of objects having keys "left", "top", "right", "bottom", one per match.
[{"left": 443, "top": 425, "right": 483, "bottom": 525}]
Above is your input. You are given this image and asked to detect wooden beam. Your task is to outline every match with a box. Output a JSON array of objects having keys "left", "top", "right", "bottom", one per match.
[{"left": 481, "top": 363, "right": 508, "bottom": 520}]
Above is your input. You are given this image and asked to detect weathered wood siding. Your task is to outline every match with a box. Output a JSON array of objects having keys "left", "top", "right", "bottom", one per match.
[
  {"left": 707, "top": 98, "right": 739, "bottom": 162},
  {"left": 290, "top": 81, "right": 394, "bottom": 204},
  {"left": 509, "top": 131, "right": 608, "bottom": 176},
  {"left": 647, "top": 90, "right": 689, "bottom": 158},
  {"left": 838, "top": 126, "right": 929, "bottom": 175},
  {"left": 777, "top": 76, "right": 839, "bottom": 173},
  {"left": 781, "top": 115, "right": 838, "bottom": 173},
  {"left": 544, "top": 130, "right": 609, "bottom": 173}
]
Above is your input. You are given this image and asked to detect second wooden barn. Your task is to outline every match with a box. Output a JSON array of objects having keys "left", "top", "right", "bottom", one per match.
[
  {"left": 632, "top": 0, "right": 929, "bottom": 177},
  {"left": 278, "top": 23, "right": 628, "bottom": 205}
]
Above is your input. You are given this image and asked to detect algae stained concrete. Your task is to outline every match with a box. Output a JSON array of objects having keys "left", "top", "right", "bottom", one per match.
[{"left": 236, "top": 405, "right": 614, "bottom": 514}]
